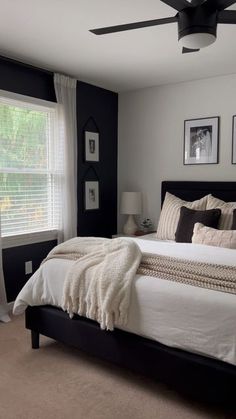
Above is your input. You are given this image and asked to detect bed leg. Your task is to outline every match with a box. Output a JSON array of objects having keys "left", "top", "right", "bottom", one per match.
[{"left": 31, "top": 330, "right": 40, "bottom": 349}]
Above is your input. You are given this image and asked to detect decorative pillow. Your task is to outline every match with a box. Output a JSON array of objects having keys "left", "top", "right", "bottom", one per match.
[
  {"left": 206, "top": 195, "right": 236, "bottom": 230},
  {"left": 175, "top": 207, "right": 221, "bottom": 243},
  {"left": 156, "top": 192, "right": 208, "bottom": 240},
  {"left": 232, "top": 209, "right": 236, "bottom": 230},
  {"left": 192, "top": 223, "right": 236, "bottom": 249}
]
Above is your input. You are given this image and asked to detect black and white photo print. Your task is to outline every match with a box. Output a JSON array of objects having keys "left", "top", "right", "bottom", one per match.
[
  {"left": 85, "top": 181, "right": 99, "bottom": 210},
  {"left": 85, "top": 131, "right": 99, "bottom": 162},
  {"left": 184, "top": 117, "right": 219, "bottom": 165}
]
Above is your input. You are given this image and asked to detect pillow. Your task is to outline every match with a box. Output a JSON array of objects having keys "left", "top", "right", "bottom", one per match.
[
  {"left": 206, "top": 195, "right": 236, "bottom": 230},
  {"left": 156, "top": 192, "right": 208, "bottom": 240},
  {"left": 232, "top": 209, "right": 236, "bottom": 229},
  {"left": 192, "top": 223, "right": 236, "bottom": 249},
  {"left": 175, "top": 207, "right": 221, "bottom": 243}
]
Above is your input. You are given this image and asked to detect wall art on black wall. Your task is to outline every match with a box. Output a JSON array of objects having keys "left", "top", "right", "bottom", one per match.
[
  {"left": 232, "top": 115, "right": 236, "bottom": 164},
  {"left": 184, "top": 117, "right": 219, "bottom": 165},
  {"left": 77, "top": 81, "right": 118, "bottom": 238},
  {"left": 85, "top": 131, "right": 99, "bottom": 162},
  {"left": 85, "top": 180, "right": 99, "bottom": 210}
]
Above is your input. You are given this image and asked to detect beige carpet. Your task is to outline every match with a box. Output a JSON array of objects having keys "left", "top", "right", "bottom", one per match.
[{"left": 0, "top": 315, "right": 235, "bottom": 419}]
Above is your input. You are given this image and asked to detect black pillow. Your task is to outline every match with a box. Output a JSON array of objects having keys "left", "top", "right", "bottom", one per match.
[
  {"left": 232, "top": 209, "right": 236, "bottom": 229},
  {"left": 175, "top": 206, "right": 221, "bottom": 243}
]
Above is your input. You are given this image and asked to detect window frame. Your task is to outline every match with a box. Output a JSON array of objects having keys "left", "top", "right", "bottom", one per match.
[{"left": 0, "top": 89, "right": 59, "bottom": 248}]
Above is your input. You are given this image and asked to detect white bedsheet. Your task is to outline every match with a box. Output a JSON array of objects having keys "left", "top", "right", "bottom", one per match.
[{"left": 13, "top": 236, "right": 236, "bottom": 366}]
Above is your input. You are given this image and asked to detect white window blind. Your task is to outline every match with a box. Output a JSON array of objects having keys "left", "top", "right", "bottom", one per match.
[{"left": 0, "top": 94, "right": 62, "bottom": 237}]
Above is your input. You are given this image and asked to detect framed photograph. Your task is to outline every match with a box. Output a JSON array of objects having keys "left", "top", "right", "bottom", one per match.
[
  {"left": 85, "top": 131, "right": 99, "bottom": 162},
  {"left": 85, "top": 181, "right": 99, "bottom": 210},
  {"left": 232, "top": 115, "right": 236, "bottom": 164},
  {"left": 184, "top": 117, "right": 219, "bottom": 165}
]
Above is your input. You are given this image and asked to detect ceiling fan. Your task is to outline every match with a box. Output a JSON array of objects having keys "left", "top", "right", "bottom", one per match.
[{"left": 90, "top": 0, "right": 236, "bottom": 54}]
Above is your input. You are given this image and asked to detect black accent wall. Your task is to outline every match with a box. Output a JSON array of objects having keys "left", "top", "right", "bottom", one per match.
[
  {"left": 77, "top": 82, "right": 118, "bottom": 237},
  {"left": 3, "top": 241, "right": 57, "bottom": 302},
  {"left": 0, "top": 57, "right": 56, "bottom": 102},
  {"left": 0, "top": 57, "right": 118, "bottom": 302}
]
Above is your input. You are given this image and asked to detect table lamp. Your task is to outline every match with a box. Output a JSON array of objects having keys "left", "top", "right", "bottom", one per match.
[{"left": 120, "top": 192, "right": 142, "bottom": 235}]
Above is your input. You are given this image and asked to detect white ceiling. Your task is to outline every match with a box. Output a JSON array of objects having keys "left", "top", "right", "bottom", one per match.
[{"left": 1, "top": 0, "right": 236, "bottom": 92}]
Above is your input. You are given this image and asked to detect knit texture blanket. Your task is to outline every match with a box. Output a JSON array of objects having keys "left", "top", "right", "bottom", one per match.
[
  {"left": 138, "top": 253, "right": 236, "bottom": 295},
  {"left": 43, "top": 237, "right": 142, "bottom": 330}
]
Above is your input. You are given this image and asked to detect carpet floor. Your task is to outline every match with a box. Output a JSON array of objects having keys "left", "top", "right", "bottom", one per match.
[{"left": 0, "top": 314, "right": 235, "bottom": 419}]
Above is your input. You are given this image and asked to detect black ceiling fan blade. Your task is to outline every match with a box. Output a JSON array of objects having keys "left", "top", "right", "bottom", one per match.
[
  {"left": 218, "top": 9, "right": 236, "bottom": 23},
  {"left": 90, "top": 16, "right": 177, "bottom": 35},
  {"left": 160, "top": 0, "right": 193, "bottom": 11},
  {"left": 182, "top": 47, "right": 200, "bottom": 53},
  {"left": 205, "top": 0, "right": 236, "bottom": 11}
]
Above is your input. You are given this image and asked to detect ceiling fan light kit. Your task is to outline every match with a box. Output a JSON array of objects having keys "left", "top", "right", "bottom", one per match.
[
  {"left": 178, "top": 6, "right": 217, "bottom": 48},
  {"left": 179, "top": 33, "right": 216, "bottom": 48},
  {"left": 90, "top": 0, "right": 236, "bottom": 54}
]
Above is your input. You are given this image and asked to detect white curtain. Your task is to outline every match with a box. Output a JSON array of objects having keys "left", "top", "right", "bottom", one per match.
[
  {"left": 54, "top": 74, "right": 78, "bottom": 242},
  {"left": 0, "top": 217, "right": 10, "bottom": 322}
]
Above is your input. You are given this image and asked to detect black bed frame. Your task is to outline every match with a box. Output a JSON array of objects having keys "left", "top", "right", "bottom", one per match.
[{"left": 25, "top": 181, "right": 236, "bottom": 405}]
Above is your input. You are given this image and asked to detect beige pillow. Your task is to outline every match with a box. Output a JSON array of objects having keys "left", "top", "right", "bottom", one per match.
[
  {"left": 156, "top": 192, "right": 208, "bottom": 240},
  {"left": 192, "top": 223, "right": 236, "bottom": 249},
  {"left": 206, "top": 195, "right": 236, "bottom": 229}
]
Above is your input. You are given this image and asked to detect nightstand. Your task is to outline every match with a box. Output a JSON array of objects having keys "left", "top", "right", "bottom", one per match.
[
  {"left": 112, "top": 231, "right": 155, "bottom": 238},
  {"left": 112, "top": 234, "right": 135, "bottom": 238},
  {"left": 134, "top": 230, "right": 156, "bottom": 236}
]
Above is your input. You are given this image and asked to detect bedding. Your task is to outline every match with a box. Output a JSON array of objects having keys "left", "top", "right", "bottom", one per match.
[
  {"left": 232, "top": 209, "right": 236, "bottom": 229},
  {"left": 43, "top": 236, "right": 141, "bottom": 330},
  {"left": 175, "top": 206, "right": 221, "bottom": 243},
  {"left": 138, "top": 252, "right": 236, "bottom": 294},
  {"left": 206, "top": 195, "right": 236, "bottom": 229},
  {"left": 14, "top": 235, "right": 236, "bottom": 366},
  {"left": 156, "top": 192, "right": 208, "bottom": 240},
  {"left": 192, "top": 222, "right": 236, "bottom": 249}
]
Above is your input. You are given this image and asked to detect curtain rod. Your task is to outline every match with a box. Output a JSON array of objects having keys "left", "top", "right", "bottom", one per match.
[{"left": 0, "top": 54, "right": 54, "bottom": 76}]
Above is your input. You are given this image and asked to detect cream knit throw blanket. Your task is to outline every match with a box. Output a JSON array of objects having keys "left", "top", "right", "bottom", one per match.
[{"left": 44, "top": 237, "right": 142, "bottom": 331}]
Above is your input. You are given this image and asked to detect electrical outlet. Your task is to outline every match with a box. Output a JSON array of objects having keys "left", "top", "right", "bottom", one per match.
[{"left": 25, "top": 261, "right": 33, "bottom": 275}]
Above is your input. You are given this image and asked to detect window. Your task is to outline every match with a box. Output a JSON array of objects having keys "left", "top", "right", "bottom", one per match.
[{"left": 0, "top": 92, "right": 61, "bottom": 239}]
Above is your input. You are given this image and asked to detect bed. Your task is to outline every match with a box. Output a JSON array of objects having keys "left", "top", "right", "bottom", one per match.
[{"left": 15, "top": 181, "right": 236, "bottom": 404}]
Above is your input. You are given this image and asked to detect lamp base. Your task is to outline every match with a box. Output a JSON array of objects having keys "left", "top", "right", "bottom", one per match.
[{"left": 123, "top": 215, "right": 138, "bottom": 235}]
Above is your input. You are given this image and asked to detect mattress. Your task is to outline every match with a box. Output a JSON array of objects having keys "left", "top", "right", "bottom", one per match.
[{"left": 13, "top": 236, "right": 236, "bottom": 366}]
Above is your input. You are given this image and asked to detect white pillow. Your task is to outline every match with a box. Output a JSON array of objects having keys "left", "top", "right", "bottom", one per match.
[
  {"left": 192, "top": 223, "right": 236, "bottom": 249},
  {"left": 206, "top": 195, "right": 236, "bottom": 230},
  {"left": 156, "top": 192, "right": 208, "bottom": 240}
]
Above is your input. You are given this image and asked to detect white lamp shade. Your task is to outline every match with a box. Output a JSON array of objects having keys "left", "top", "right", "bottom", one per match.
[{"left": 120, "top": 192, "right": 142, "bottom": 215}]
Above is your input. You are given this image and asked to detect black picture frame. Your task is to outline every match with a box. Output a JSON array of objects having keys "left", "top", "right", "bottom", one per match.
[
  {"left": 232, "top": 115, "right": 236, "bottom": 164},
  {"left": 84, "top": 131, "right": 99, "bottom": 162},
  {"left": 184, "top": 116, "right": 219, "bottom": 165},
  {"left": 84, "top": 180, "right": 99, "bottom": 211}
]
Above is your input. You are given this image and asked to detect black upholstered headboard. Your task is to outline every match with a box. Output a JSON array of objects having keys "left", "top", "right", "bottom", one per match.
[{"left": 161, "top": 181, "right": 236, "bottom": 205}]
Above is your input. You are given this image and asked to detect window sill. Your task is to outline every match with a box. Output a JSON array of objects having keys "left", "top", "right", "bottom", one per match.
[{"left": 2, "top": 230, "right": 58, "bottom": 249}]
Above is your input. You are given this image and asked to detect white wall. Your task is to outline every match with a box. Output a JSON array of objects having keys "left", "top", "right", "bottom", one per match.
[{"left": 118, "top": 74, "right": 236, "bottom": 232}]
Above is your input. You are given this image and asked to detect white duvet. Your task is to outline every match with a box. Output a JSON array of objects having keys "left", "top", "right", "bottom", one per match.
[{"left": 13, "top": 234, "right": 236, "bottom": 366}]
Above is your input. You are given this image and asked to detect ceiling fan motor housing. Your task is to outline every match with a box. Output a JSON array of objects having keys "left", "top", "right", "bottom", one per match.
[{"left": 178, "top": 6, "right": 217, "bottom": 47}]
